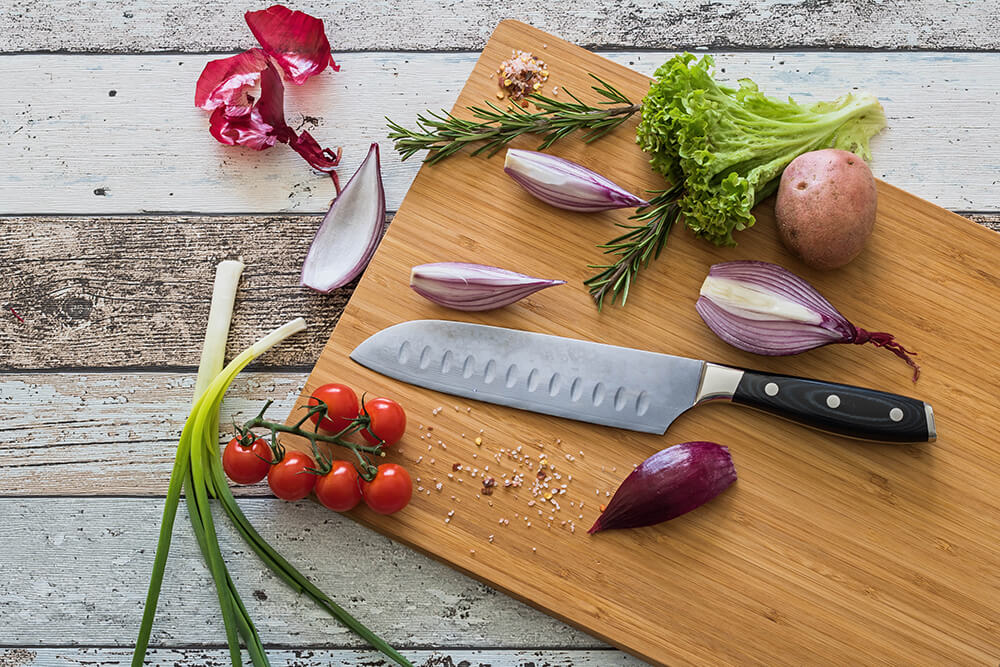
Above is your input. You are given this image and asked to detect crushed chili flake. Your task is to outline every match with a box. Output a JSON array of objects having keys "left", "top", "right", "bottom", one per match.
[
  {"left": 497, "top": 50, "right": 548, "bottom": 104},
  {"left": 8, "top": 307, "right": 24, "bottom": 323}
]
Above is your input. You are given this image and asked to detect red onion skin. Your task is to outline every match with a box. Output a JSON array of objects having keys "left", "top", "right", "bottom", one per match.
[
  {"left": 589, "top": 442, "right": 736, "bottom": 534},
  {"left": 697, "top": 261, "right": 920, "bottom": 381}
]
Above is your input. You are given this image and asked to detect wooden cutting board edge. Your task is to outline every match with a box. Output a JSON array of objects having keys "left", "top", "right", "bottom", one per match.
[{"left": 283, "top": 20, "right": 1000, "bottom": 665}]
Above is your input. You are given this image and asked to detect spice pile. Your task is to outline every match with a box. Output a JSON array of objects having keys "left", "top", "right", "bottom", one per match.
[{"left": 496, "top": 50, "right": 549, "bottom": 104}]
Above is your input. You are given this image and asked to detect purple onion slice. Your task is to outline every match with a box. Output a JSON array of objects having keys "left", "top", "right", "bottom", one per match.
[
  {"left": 410, "top": 262, "right": 565, "bottom": 311},
  {"left": 696, "top": 260, "right": 920, "bottom": 381},
  {"left": 503, "top": 149, "right": 649, "bottom": 212},
  {"left": 589, "top": 442, "right": 736, "bottom": 534},
  {"left": 301, "top": 142, "right": 385, "bottom": 293}
]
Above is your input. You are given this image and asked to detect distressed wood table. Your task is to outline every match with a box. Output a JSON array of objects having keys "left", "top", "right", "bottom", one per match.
[{"left": 1, "top": 2, "right": 998, "bottom": 665}]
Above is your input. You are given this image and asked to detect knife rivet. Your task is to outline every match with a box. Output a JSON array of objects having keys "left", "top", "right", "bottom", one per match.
[
  {"left": 889, "top": 407, "right": 904, "bottom": 422},
  {"left": 826, "top": 394, "right": 841, "bottom": 409},
  {"left": 764, "top": 382, "right": 779, "bottom": 396}
]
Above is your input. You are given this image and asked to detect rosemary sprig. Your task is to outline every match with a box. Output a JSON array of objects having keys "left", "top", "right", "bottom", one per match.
[
  {"left": 584, "top": 185, "right": 684, "bottom": 309},
  {"left": 387, "top": 75, "right": 640, "bottom": 164}
]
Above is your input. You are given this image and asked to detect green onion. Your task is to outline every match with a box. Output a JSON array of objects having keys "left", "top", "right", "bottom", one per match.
[{"left": 133, "top": 261, "right": 412, "bottom": 667}]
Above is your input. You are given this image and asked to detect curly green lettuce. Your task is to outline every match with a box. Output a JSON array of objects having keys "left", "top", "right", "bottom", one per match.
[{"left": 636, "top": 54, "right": 887, "bottom": 247}]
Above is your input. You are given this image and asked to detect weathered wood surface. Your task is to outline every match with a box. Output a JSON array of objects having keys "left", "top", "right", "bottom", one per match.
[
  {"left": 0, "top": 497, "right": 613, "bottom": 650},
  {"left": 0, "top": 648, "right": 639, "bottom": 667},
  {"left": 3, "top": 5, "right": 998, "bottom": 665},
  {"left": 0, "top": 372, "right": 303, "bottom": 496},
  {"left": 3, "top": 52, "right": 999, "bottom": 215},
  {"left": 3, "top": 213, "right": 999, "bottom": 372},
  {"left": 0, "top": 216, "right": 355, "bottom": 371},
  {"left": 2, "top": 0, "right": 998, "bottom": 52}
]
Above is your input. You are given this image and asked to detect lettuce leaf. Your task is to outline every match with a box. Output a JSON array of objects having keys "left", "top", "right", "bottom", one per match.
[{"left": 636, "top": 54, "right": 887, "bottom": 247}]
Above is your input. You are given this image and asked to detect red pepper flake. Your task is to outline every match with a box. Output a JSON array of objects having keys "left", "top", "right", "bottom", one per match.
[
  {"left": 599, "top": 503, "right": 607, "bottom": 513},
  {"left": 496, "top": 50, "right": 549, "bottom": 105},
  {"left": 9, "top": 307, "right": 24, "bottom": 323}
]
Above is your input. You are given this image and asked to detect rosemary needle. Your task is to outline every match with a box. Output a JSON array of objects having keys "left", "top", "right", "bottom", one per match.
[
  {"left": 386, "top": 75, "right": 640, "bottom": 163},
  {"left": 584, "top": 186, "right": 684, "bottom": 309}
]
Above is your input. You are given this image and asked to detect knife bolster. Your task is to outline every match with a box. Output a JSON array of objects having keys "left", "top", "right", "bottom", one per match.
[{"left": 695, "top": 363, "right": 744, "bottom": 404}]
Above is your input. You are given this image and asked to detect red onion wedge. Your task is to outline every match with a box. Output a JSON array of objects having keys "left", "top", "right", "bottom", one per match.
[
  {"left": 410, "top": 263, "right": 565, "bottom": 311},
  {"left": 503, "top": 149, "right": 649, "bottom": 212},
  {"left": 589, "top": 442, "right": 736, "bottom": 534},
  {"left": 301, "top": 143, "right": 385, "bottom": 293},
  {"left": 696, "top": 260, "right": 920, "bottom": 381}
]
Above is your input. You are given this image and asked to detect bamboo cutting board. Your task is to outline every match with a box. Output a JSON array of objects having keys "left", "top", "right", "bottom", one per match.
[{"left": 285, "top": 21, "right": 1000, "bottom": 665}]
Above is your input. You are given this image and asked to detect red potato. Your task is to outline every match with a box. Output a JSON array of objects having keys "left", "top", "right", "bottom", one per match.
[{"left": 774, "top": 149, "right": 877, "bottom": 270}]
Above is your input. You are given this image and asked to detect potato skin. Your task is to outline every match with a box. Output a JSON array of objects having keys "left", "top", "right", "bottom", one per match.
[{"left": 774, "top": 149, "right": 877, "bottom": 270}]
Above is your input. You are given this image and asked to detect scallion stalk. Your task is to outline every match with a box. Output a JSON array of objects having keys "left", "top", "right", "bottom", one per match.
[{"left": 133, "top": 262, "right": 412, "bottom": 667}]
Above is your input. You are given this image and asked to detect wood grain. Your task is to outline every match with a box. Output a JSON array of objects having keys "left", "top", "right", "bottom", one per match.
[
  {"left": 3, "top": 51, "right": 999, "bottom": 214},
  {"left": 0, "top": 372, "right": 304, "bottom": 496},
  {"left": 0, "top": 215, "right": 361, "bottom": 371},
  {"left": 0, "top": 498, "right": 603, "bottom": 650},
  {"left": 2, "top": 0, "right": 998, "bottom": 52},
  {"left": 0, "top": 648, "right": 640, "bottom": 666},
  {"left": 285, "top": 21, "right": 1000, "bottom": 666}
]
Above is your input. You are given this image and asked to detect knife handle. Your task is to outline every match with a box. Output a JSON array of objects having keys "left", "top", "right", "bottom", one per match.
[{"left": 697, "top": 364, "right": 935, "bottom": 443}]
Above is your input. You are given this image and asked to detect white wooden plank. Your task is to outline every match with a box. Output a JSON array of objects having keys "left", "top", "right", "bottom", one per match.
[
  {"left": 0, "top": 372, "right": 305, "bottom": 496},
  {"left": 0, "top": 648, "right": 643, "bottom": 666},
  {"left": 1, "top": 51, "right": 998, "bottom": 215},
  {"left": 0, "top": 498, "right": 616, "bottom": 652},
  {"left": 1, "top": 1, "right": 997, "bottom": 52}
]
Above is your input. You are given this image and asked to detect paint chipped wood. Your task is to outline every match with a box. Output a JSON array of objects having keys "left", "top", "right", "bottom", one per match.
[
  {"left": 1, "top": 1, "right": 998, "bottom": 52},
  {"left": 0, "top": 648, "right": 642, "bottom": 666},
  {"left": 0, "top": 498, "right": 608, "bottom": 651},
  {"left": 0, "top": 372, "right": 305, "bottom": 495},
  {"left": 2, "top": 52, "right": 999, "bottom": 215}
]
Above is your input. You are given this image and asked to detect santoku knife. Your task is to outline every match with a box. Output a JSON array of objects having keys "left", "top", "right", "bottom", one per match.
[{"left": 350, "top": 320, "right": 935, "bottom": 443}]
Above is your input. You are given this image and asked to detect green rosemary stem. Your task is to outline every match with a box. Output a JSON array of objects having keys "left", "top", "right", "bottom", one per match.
[
  {"left": 584, "top": 185, "right": 685, "bottom": 309},
  {"left": 387, "top": 75, "right": 640, "bottom": 164}
]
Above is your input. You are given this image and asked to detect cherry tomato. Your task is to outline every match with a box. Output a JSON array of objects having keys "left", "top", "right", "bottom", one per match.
[
  {"left": 315, "top": 460, "right": 363, "bottom": 512},
  {"left": 360, "top": 397, "right": 407, "bottom": 446},
  {"left": 222, "top": 436, "right": 272, "bottom": 484},
  {"left": 267, "top": 451, "right": 317, "bottom": 501},
  {"left": 308, "top": 383, "right": 359, "bottom": 433},
  {"left": 360, "top": 463, "right": 412, "bottom": 515}
]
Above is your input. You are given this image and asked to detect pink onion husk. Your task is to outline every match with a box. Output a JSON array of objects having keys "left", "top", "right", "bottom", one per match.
[
  {"left": 245, "top": 5, "right": 339, "bottom": 85},
  {"left": 195, "top": 48, "right": 270, "bottom": 113},
  {"left": 503, "top": 149, "right": 649, "bottom": 212},
  {"left": 696, "top": 260, "right": 920, "bottom": 381},
  {"left": 195, "top": 5, "right": 341, "bottom": 188},
  {"left": 589, "top": 442, "right": 736, "bottom": 534},
  {"left": 300, "top": 143, "right": 385, "bottom": 293},
  {"left": 410, "top": 262, "right": 565, "bottom": 311}
]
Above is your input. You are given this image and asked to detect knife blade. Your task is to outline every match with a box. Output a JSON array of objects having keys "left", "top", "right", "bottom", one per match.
[{"left": 350, "top": 320, "right": 935, "bottom": 443}]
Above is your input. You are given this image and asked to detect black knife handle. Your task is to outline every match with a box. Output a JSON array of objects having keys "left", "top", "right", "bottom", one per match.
[{"left": 728, "top": 368, "right": 934, "bottom": 443}]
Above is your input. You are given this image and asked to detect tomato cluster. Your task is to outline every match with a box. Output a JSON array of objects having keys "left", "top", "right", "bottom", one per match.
[{"left": 221, "top": 383, "right": 412, "bottom": 516}]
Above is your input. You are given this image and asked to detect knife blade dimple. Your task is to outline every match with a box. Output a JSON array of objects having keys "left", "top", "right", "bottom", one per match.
[{"left": 350, "top": 320, "right": 705, "bottom": 434}]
